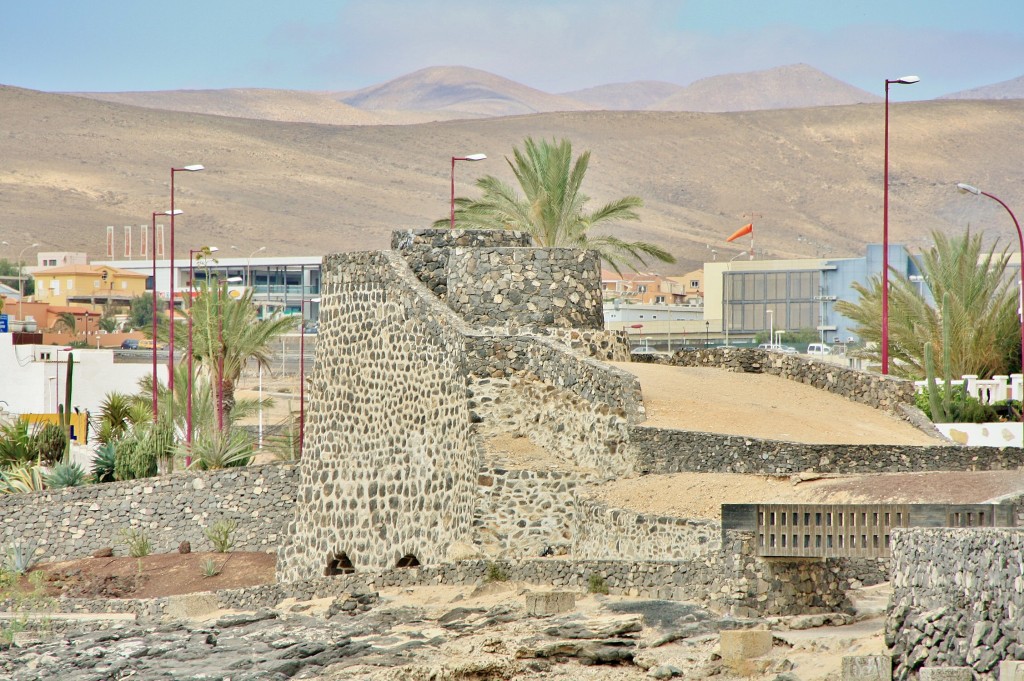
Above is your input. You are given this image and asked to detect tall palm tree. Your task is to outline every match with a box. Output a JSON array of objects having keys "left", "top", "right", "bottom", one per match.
[
  {"left": 434, "top": 137, "right": 676, "bottom": 273},
  {"left": 56, "top": 311, "right": 77, "bottom": 334},
  {"left": 835, "top": 230, "right": 1020, "bottom": 379},
  {"left": 174, "top": 282, "right": 294, "bottom": 421}
]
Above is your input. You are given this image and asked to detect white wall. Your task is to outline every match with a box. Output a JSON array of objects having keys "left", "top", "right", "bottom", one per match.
[
  {"left": 935, "top": 422, "right": 1022, "bottom": 448},
  {"left": 0, "top": 334, "right": 165, "bottom": 418}
]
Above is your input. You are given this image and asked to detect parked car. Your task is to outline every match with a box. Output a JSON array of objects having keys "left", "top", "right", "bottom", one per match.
[
  {"left": 138, "top": 339, "right": 166, "bottom": 350},
  {"left": 806, "top": 343, "right": 831, "bottom": 356},
  {"left": 120, "top": 339, "right": 139, "bottom": 350}
]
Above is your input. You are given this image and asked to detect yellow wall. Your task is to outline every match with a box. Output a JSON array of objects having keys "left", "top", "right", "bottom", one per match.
[
  {"left": 34, "top": 268, "right": 147, "bottom": 306},
  {"left": 21, "top": 413, "right": 90, "bottom": 443}
]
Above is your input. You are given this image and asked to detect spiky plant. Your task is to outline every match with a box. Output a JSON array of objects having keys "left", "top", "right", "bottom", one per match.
[
  {"left": 185, "top": 428, "right": 254, "bottom": 471},
  {"left": 0, "top": 465, "right": 47, "bottom": 494},
  {"left": 45, "top": 462, "right": 87, "bottom": 489},
  {"left": 91, "top": 442, "right": 117, "bottom": 483}
]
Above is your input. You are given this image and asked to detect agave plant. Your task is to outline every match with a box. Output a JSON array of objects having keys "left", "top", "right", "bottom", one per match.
[
  {"left": 46, "top": 462, "right": 87, "bottom": 489},
  {"left": 185, "top": 428, "right": 254, "bottom": 470},
  {"left": 91, "top": 442, "right": 117, "bottom": 483},
  {"left": 2, "top": 539, "right": 40, "bottom": 575},
  {"left": 0, "top": 420, "right": 38, "bottom": 468},
  {"left": 0, "top": 465, "right": 47, "bottom": 494}
]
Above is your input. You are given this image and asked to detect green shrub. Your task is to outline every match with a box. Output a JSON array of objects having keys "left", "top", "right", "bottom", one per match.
[
  {"left": 0, "top": 465, "right": 47, "bottom": 495},
  {"left": 484, "top": 562, "right": 508, "bottom": 583},
  {"left": 119, "top": 528, "right": 152, "bottom": 558},
  {"left": 0, "top": 421, "right": 38, "bottom": 468},
  {"left": 204, "top": 519, "right": 237, "bottom": 553},
  {"left": 587, "top": 573, "right": 609, "bottom": 595},
  {"left": 915, "top": 386, "right": 1004, "bottom": 423},
  {"left": 45, "top": 462, "right": 87, "bottom": 489},
  {"left": 34, "top": 423, "right": 68, "bottom": 467}
]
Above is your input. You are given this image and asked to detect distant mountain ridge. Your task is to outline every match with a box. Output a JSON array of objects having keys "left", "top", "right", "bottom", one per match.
[{"left": 58, "top": 63, "right": 1023, "bottom": 125}]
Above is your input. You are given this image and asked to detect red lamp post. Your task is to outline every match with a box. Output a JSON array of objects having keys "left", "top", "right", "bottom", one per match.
[
  {"left": 168, "top": 165, "right": 204, "bottom": 403},
  {"left": 450, "top": 154, "right": 486, "bottom": 229},
  {"left": 187, "top": 246, "right": 219, "bottom": 456},
  {"left": 881, "top": 75, "right": 919, "bottom": 375},
  {"left": 956, "top": 182, "right": 1024, "bottom": 436},
  {"left": 151, "top": 209, "right": 181, "bottom": 421}
]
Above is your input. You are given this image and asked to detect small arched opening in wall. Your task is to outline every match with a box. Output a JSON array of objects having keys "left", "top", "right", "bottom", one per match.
[
  {"left": 395, "top": 553, "right": 421, "bottom": 568},
  {"left": 324, "top": 551, "right": 356, "bottom": 576}
]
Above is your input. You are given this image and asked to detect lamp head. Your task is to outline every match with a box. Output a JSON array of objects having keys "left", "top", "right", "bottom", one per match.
[
  {"left": 892, "top": 75, "right": 920, "bottom": 85},
  {"left": 465, "top": 153, "right": 486, "bottom": 161},
  {"left": 181, "top": 165, "right": 204, "bottom": 172},
  {"left": 207, "top": 246, "right": 220, "bottom": 254},
  {"left": 956, "top": 183, "right": 981, "bottom": 195}
]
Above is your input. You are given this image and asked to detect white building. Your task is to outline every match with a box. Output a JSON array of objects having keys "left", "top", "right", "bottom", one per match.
[{"left": 0, "top": 334, "right": 165, "bottom": 418}]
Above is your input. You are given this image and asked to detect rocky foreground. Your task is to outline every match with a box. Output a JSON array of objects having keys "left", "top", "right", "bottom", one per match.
[{"left": 1, "top": 582, "right": 886, "bottom": 680}]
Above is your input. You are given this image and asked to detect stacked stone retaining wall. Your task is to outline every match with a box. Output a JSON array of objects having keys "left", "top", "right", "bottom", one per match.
[
  {"left": 573, "top": 498, "right": 721, "bottom": 561},
  {"left": 642, "top": 348, "right": 917, "bottom": 415},
  {"left": 631, "top": 426, "right": 1024, "bottom": 475},
  {"left": 888, "top": 528, "right": 1024, "bottom": 681},
  {"left": 0, "top": 463, "right": 297, "bottom": 563},
  {"left": 446, "top": 247, "right": 604, "bottom": 330},
  {"left": 473, "top": 468, "right": 580, "bottom": 558}
]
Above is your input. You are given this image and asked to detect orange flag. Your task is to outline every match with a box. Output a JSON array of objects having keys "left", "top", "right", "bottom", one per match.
[{"left": 726, "top": 223, "right": 753, "bottom": 242}]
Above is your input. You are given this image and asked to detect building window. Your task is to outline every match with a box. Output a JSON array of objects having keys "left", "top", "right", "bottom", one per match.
[
  {"left": 122, "top": 281, "right": 128, "bottom": 289},
  {"left": 654, "top": 296, "right": 665, "bottom": 304},
  {"left": 67, "top": 279, "right": 74, "bottom": 289},
  {"left": 690, "top": 280, "right": 699, "bottom": 288}
]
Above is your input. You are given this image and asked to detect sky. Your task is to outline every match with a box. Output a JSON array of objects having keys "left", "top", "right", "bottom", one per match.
[{"left": 2, "top": 0, "right": 1022, "bottom": 100}]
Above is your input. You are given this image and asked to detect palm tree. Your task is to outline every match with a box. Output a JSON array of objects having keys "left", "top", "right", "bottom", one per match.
[
  {"left": 434, "top": 137, "right": 676, "bottom": 273},
  {"left": 835, "top": 230, "right": 1020, "bottom": 379},
  {"left": 56, "top": 311, "right": 77, "bottom": 334},
  {"left": 174, "top": 281, "right": 293, "bottom": 422}
]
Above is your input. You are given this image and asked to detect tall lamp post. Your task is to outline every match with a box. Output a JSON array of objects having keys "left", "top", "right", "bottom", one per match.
[
  {"left": 450, "top": 154, "right": 486, "bottom": 229},
  {"left": 705, "top": 320, "right": 710, "bottom": 348},
  {"left": 881, "top": 75, "right": 919, "bottom": 375},
  {"left": 232, "top": 245, "right": 265, "bottom": 288},
  {"left": 299, "top": 296, "right": 321, "bottom": 454},
  {"left": 187, "top": 246, "right": 219, "bottom": 455},
  {"left": 151, "top": 210, "right": 181, "bottom": 421},
  {"left": 168, "top": 164, "right": 204, "bottom": 401},
  {"left": 16, "top": 243, "right": 39, "bottom": 321},
  {"left": 956, "top": 182, "right": 1024, "bottom": 435}
]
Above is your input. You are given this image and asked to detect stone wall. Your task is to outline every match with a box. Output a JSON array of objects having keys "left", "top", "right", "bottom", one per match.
[
  {"left": 277, "top": 250, "right": 480, "bottom": 579},
  {"left": 631, "top": 426, "right": 1024, "bottom": 475},
  {"left": 648, "top": 348, "right": 917, "bottom": 415},
  {"left": 446, "top": 247, "right": 604, "bottom": 331},
  {"left": 539, "top": 327, "right": 631, "bottom": 363},
  {"left": 0, "top": 463, "right": 297, "bottom": 563},
  {"left": 573, "top": 498, "right": 721, "bottom": 561},
  {"left": 474, "top": 468, "right": 580, "bottom": 558},
  {"left": 887, "top": 528, "right": 1024, "bottom": 681},
  {"left": 391, "top": 228, "right": 532, "bottom": 300}
]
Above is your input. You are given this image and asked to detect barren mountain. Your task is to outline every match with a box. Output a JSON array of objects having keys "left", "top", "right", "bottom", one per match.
[
  {"left": 335, "top": 65, "right": 589, "bottom": 117},
  {"left": 940, "top": 75, "right": 1024, "bottom": 100},
  {"left": 652, "top": 64, "right": 880, "bottom": 112},
  {"left": 1, "top": 83, "right": 1022, "bottom": 275},
  {"left": 68, "top": 88, "right": 466, "bottom": 126},
  {"left": 560, "top": 80, "right": 686, "bottom": 111}
]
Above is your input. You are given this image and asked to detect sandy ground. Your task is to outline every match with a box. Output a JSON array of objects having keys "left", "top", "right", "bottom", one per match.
[{"left": 613, "top": 362, "right": 943, "bottom": 445}]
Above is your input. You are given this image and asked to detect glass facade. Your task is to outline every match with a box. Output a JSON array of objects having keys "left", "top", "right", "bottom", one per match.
[{"left": 724, "top": 270, "right": 820, "bottom": 332}]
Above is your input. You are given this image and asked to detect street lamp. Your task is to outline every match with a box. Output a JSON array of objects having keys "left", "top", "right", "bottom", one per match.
[
  {"left": 15, "top": 243, "right": 39, "bottom": 322},
  {"left": 881, "top": 74, "right": 919, "bottom": 375},
  {"left": 705, "top": 320, "right": 710, "bottom": 348},
  {"left": 169, "top": 164, "right": 204, "bottom": 402},
  {"left": 151, "top": 210, "right": 182, "bottom": 421},
  {"left": 187, "top": 246, "right": 218, "bottom": 454},
  {"left": 766, "top": 309, "right": 774, "bottom": 349},
  {"left": 450, "top": 154, "right": 486, "bottom": 229},
  {"left": 300, "top": 296, "right": 321, "bottom": 454},
  {"left": 956, "top": 182, "right": 1024, "bottom": 435},
  {"left": 232, "top": 245, "right": 265, "bottom": 288}
]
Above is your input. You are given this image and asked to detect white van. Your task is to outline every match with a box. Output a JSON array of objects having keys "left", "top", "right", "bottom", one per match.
[{"left": 806, "top": 343, "right": 831, "bottom": 356}]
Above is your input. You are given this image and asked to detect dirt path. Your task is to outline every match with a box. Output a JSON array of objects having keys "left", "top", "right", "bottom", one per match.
[{"left": 613, "top": 362, "right": 943, "bottom": 445}]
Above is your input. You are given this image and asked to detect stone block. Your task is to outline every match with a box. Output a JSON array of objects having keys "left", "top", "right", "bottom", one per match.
[
  {"left": 525, "top": 590, "right": 577, "bottom": 616},
  {"left": 919, "top": 668, "right": 974, "bottom": 681},
  {"left": 720, "top": 629, "right": 773, "bottom": 661},
  {"left": 842, "top": 655, "right": 892, "bottom": 681},
  {"left": 164, "top": 593, "right": 220, "bottom": 620},
  {"left": 1001, "top": 662, "right": 1024, "bottom": 681}
]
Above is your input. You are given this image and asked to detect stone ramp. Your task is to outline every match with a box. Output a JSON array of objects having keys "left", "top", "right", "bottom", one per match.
[{"left": 613, "top": 362, "right": 944, "bottom": 445}]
